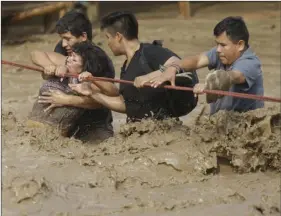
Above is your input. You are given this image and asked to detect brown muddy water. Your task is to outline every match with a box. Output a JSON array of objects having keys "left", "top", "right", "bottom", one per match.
[{"left": 2, "top": 2, "right": 281, "bottom": 216}]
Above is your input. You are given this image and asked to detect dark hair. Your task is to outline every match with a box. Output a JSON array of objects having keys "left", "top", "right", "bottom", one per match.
[
  {"left": 100, "top": 11, "right": 138, "bottom": 40},
  {"left": 214, "top": 16, "right": 249, "bottom": 47},
  {"left": 56, "top": 10, "right": 92, "bottom": 40},
  {"left": 72, "top": 41, "right": 113, "bottom": 77}
]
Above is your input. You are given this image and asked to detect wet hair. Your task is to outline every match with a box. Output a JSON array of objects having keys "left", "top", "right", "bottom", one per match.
[
  {"left": 56, "top": 10, "right": 92, "bottom": 40},
  {"left": 100, "top": 11, "right": 138, "bottom": 40},
  {"left": 71, "top": 41, "right": 111, "bottom": 77},
  {"left": 214, "top": 16, "right": 249, "bottom": 48}
]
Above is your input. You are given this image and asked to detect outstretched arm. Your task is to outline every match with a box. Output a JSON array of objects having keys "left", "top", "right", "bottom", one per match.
[
  {"left": 69, "top": 82, "right": 126, "bottom": 113},
  {"left": 91, "top": 93, "right": 126, "bottom": 113},
  {"left": 30, "top": 50, "right": 67, "bottom": 67},
  {"left": 78, "top": 72, "right": 120, "bottom": 97},
  {"left": 149, "top": 53, "right": 209, "bottom": 88},
  {"left": 38, "top": 88, "right": 103, "bottom": 110}
]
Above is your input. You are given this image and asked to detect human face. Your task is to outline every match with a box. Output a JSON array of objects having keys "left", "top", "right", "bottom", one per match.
[
  {"left": 103, "top": 28, "right": 124, "bottom": 56},
  {"left": 215, "top": 31, "right": 245, "bottom": 65},
  {"left": 59, "top": 31, "right": 87, "bottom": 56},
  {"left": 66, "top": 52, "right": 83, "bottom": 74}
]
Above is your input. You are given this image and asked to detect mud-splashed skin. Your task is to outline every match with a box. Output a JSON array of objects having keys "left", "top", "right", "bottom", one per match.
[{"left": 2, "top": 3, "right": 281, "bottom": 215}]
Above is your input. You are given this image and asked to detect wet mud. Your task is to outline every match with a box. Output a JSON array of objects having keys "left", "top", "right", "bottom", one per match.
[
  {"left": 2, "top": 2, "right": 281, "bottom": 215},
  {"left": 2, "top": 105, "right": 281, "bottom": 215}
]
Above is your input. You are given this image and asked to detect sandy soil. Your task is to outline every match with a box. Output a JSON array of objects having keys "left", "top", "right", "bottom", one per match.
[{"left": 2, "top": 2, "right": 281, "bottom": 216}]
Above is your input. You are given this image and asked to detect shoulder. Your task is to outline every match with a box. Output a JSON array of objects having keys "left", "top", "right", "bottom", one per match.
[
  {"left": 205, "top": 47, "right": 219, "bottom": 69},
  {"left": 54, "top": 40, "right": 67, "bottom": 56},
  {"left": 92, "top": 45, "right": 115, "bottom": 77},
  {"left": 142, "top": 43, "right": 174, "bottom": 55},
  {"left": 233, "top": 48, "right": 261, "bottom": 71},
  {"left": 92, "top": 45, "right": 112, "bottom": 61},
  {"left": 205, "top": 47, "right": 218, "bottom": 60}
]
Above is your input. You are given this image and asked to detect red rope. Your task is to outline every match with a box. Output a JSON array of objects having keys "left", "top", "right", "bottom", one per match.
[{"left": 2, "top": 60, "right": 281, "bottom": 103}]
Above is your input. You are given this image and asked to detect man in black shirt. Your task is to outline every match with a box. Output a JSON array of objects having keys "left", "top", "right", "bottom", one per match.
[
  {"left": 69, "top": 11, "right": 198, "bottom": 122},
  {"left": 31, "top": 11, "right": 116, "bottom": 142}
]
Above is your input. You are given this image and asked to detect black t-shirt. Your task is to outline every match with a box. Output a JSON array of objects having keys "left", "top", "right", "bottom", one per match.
[
  {"left": 54, "top": 40, "right": 68, "bottom": 56},
  {"left": 119, "top": 43, "right": 176, "bottom": 120},
  {"left": 54, "top": 40, "right": 115, "bottom": 129}
]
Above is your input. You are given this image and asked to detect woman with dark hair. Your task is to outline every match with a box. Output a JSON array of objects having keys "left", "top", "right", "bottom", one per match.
[{"left": 28, "top": 41, "right": 118, "bottom": 142}]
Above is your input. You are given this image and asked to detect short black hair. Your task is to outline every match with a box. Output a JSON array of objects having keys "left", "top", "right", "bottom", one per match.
[
  {"left": 214, "top": 16, "right": 249, "bottom": 47},
  {"left": 72, "top": 41, "right": 112, "bottom": 77},
  {"left": 56, "top": 10, "right": 92, "bottom": 40},
  {"left": 100, "top": 11, "right": 138, "bottom": 40}
]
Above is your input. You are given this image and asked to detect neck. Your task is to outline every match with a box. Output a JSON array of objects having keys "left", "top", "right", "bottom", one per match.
[{"left": 124, "top": 39, "right": 140, "bottom": 60}]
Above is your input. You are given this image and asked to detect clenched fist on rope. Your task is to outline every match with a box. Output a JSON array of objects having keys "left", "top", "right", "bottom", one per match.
[{"left": 43, "top": 65, "right": 68, "bottom": 77}]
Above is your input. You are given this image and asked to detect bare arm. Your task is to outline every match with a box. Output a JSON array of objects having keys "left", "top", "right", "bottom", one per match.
[
  {"left": 67, "top": 82, "right": 123, "bottom": 110},
  {"left": 134, "top": 56, "right": 182, "bottom": 87},
  {"left": 90, "top": 93, "right": 126, "bottom": 113},
  {"left": 63, "top": 94, "right": 103, "bottom": 109},
  {"left": 30, "top": 50, "right": 67, "bottom": 67},
  {"left": 91, "top": 81, "right": 119, "bottom": 97},
  {"left": 147, "top": 53, "right": 210, "bottom": 87},
  {"left": 177, "top": 53, "right": 210, "bottom": 71},
  {"left": 145, "top": 56, "right": 181, "bottom": 79},
  {"left": 39, "top": 88, "right": 104, "bottom": 110},
  {"left": 30, "top": 51, "right": 67, "bottom": 80}
]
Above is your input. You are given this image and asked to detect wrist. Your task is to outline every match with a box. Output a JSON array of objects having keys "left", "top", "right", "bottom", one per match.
[
  {"left": 47, "top": 65, "right": 57, "bottom": 75},
  {"left": 166, "top": 64, "right": 182, "bottom": 74},
  {"left": 160, "top": 64, "right": 178, "bottom": 76},
  {"left": 91, "top": 92, "right": 101, "bottom": 100},
  {"left": 165, "top": 66, "right": 177, "bottom": 76},
  {"left": 61, "top": 94, "right": 72, "bottom": 105}
]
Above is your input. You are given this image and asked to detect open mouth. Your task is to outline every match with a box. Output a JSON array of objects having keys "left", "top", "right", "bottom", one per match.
[{"left": 66, "top": 49, "right": 72, "bottom": 54}]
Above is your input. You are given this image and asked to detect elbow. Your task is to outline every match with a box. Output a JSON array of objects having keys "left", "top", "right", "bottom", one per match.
[
  {"left": 109, "top": 90, "right": 120, "bottom": 97},
  {"left": 111, "top": 88, "right": 120, "bottom": 97},
  {"left": 106, "top": 85, "right": 120, "bottom": 97}
]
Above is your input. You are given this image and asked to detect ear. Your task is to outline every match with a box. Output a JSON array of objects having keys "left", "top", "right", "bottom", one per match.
[
  {"left": 81, "top": 32, "right": 88, "bottom": 41},
  {"left": 237, "top": 40, "right": 245, "bottom": 52},
  {"left": 115, "top": 32, "right": 123, "bottom": 42}
]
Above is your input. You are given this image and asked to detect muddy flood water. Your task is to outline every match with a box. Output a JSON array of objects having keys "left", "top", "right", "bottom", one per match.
[{"left": 2, "top": 2, "right": 281, "bottom": 216}]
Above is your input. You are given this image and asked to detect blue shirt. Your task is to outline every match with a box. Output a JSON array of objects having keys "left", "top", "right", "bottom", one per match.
[{"left": 206, "top": 46, "right": 264, "bottom": 115}]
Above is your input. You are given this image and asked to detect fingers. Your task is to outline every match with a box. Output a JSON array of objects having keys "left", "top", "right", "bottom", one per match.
[
  {"left": 38, "top": 90, "right": 55, "bottom": 103},
  {"left": 43, "top": 104, "right": 57, "bottom": 113},
  {"left": 68, "top": 83, "right": 89, "bottom": 95},
  {"left": 55, "top": 65, "right": 68, "bottom": 77},
  {"left": 68, "top": 83, "right": 79, "bottom": 92},
  {"left": 193, "top": 83, "right": 206, "bottom": 97},
  {"left": 44, "top": 65, "right": 56, "bottom": 76},
  {"left": 68, "top": 83, "right": 76, "bottom": 88},
  {"left": 38, "top": 96, "right": 52, "bottom": 104},
  {"left": 41, "top": 89, "right": 60, "bottom": 96},
  {"left": 134, "top": 78, "right": 147, "bottom": 88},
  {"left": 170, "top": 76, "right": 176, "bottom": 86},
  {"left": 78, "top": 71, "right": 93, "bottom": 82},
  {"left": 133, "top": 78, "right": 140, "bottom": 88},
  {"left": 41, "top": 91, "right": 52, "bottom": 96},
  {"left": 150, "top": 81, "right": 161, "bottom": 88},
  {"left": 149, "top": 77, "right": 164, "bottom": 88},
  {"left": 185, "top": 72, "right": 193, "bottom": 80}
]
